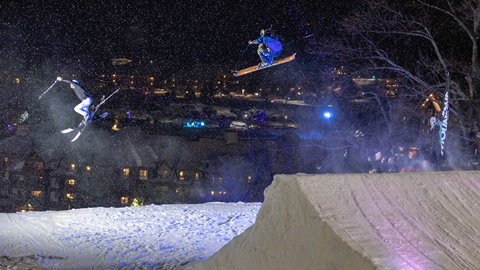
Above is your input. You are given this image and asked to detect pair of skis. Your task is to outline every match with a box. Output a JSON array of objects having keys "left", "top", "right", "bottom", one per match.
[
  {"left": 232, "top": 53, "right": 296, "bottom": 77},
  {"left": 62, "top": 88, "right": 120, "bottom": 142}
]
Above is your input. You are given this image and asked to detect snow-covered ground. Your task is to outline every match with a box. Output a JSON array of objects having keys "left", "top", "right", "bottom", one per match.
[
  {"left": 5, "top": 171, "right": 480, "bottom": 270},
  {"left": 0, "top": 202, "right": 260, "bottom": 270}
]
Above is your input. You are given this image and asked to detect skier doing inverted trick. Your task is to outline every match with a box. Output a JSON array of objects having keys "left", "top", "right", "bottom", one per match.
[
  {"left": 248, "top": 28, "right": 283, "bottom": 68},
  {"left": 57, "top": 77, "right": 95, "bottom": 123},
  {"left": 38, "top": 76, "right": 118, "bottom": 141}
]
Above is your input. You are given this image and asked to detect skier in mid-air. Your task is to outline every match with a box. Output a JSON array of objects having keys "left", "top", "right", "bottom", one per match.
[
  {"left": 248, "top": 28, "right": 283, "bottom": 68},
  {"left": 57, "top": 77, "right": 94, "bottom": 123}
]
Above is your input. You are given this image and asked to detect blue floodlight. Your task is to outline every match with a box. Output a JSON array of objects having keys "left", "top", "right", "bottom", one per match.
[
  {"left": 320, "top": 109, "right": 335, "bottom": 122},
  {"left": 315, "top": 106, "right": 336, "bottom": 122}
]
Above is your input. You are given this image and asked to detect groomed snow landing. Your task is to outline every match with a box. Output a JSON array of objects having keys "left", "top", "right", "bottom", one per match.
[
  {"left": 0, "top": 203, "right": 260, "bottom": 270},
  {"left": 185, "top": 172, "right": 480, "bottom": 270}
]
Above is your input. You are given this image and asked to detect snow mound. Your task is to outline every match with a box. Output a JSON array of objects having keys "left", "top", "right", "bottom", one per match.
[
  {"left": 0, "top": 203, "right": 260, "bottom": 270},
  {"left": 185, "top": 172, "right": 480, "bottom": 270}
]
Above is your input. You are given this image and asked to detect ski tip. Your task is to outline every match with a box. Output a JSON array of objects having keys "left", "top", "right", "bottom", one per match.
[
  {"left": 61, "top": 128, "right": 75, "bottom": 134},
  {"left": 71, "top": 133, "right": 82, "bottom": 142}
]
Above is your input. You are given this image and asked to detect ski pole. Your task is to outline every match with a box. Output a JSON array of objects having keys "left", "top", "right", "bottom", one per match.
[
  {"left": 38, "top": 79, "right": 58, "bottom": 99},
  {"left": 283, "top": 34, "right": 314, "bottom": 46},
  {"left": 97, "top": 88, "right": 120, "bottom": 108},
  {"left": 233, "top": 44, "right": 251, "bottom": 71}
]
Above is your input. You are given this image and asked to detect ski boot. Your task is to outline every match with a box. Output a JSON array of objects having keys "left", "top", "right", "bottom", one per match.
[
  {"left": 257, "top": 52, "right": 274, "bottom": 69},
  {"left": 84, "top": 111, "right": 95, "bottom": 124},
  {"left": 257, "top": 61, "right": 272, "bottom": 69}
]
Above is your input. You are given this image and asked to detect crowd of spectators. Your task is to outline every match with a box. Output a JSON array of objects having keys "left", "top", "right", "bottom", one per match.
[{"left": 366, "top": 149, "right": 433, "bottom": 174}]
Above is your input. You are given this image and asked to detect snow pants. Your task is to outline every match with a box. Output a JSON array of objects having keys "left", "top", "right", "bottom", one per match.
[
  {"left": 74, "top": 97, "right": 92, "bottom": 117},
  {"left": 257, "top": 44, "right": 274, "bottom": 66}
]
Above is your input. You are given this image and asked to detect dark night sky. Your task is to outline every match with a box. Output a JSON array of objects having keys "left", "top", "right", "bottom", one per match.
[{"left": 0, "top": 0, "right": 353, "bottom": 74}]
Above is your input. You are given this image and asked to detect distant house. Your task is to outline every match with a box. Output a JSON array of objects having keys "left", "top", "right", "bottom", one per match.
[
  {"left": 0, "top": 123, "right": 298, "bottom": 212},
  {"left": 0, "top": 126, "right": 213, "bottom": 211}
]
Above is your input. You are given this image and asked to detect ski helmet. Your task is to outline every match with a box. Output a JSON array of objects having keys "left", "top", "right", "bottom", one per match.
[{"left": 261, "top": 28, "right": 274, "bottom": 36}]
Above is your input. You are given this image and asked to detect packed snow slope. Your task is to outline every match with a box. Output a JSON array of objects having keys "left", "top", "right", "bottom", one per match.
[
  {"left": 0, "top": 203, "right": 260, "bottom": 270},
  {"left": 185, "top": 172, "right": 480, "bottom": 270}
]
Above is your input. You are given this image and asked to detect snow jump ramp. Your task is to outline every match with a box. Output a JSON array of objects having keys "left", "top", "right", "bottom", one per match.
[{"left": 185, "top": 172, "right": 480, "bottom": 270}]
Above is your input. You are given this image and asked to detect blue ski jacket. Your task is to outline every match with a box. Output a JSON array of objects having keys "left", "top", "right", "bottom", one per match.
[{"left": 255, "top": 36, "right": 283, "bottom": 56}]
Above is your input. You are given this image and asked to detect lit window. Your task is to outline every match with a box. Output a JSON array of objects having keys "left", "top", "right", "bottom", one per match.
[
  {"left": 123, "top": 168, "right": 130, "bottom": 176},
  {"left": 121, "top": 197, "right": 129, "bottom": 205},
  {"left": 66, "top": 193, "right": 74, "bottom": 199},
  {"left": 248, "top": 176, "right": 252, "bottom": 183},
  {"left": 15, "top": 78, "right": 20, "bottom": 84},
  {"left": 179, "top": 171, "right": 184, "bottom": 181},
  {"left": 32, "top": 190, "right": 41, "bottom": 197},
  {"left": 195, "top": 173, "right": 200, "bottom": 181},
  {"left": 68, "top": 179, "right": 75, "bottom": 185},
  {"left": 139, "top": 170, "right": 148, "bottom": 180},
  {"left": 70, "top": 164, "right": 75, "bottom": 171},
  {"left": 35, "top": 161, "right": 43, "bottom": 170},
  {"left": 219, "top": 177, "right": 224, "bottom": 183},
  {"left": 211, "top": 191, "right": 214, "bottom": 195},
  {"left": 86, "top": 166, "right": 91, "bottom": 171},
  {"left": 3, "top": 157, "right": 8, "bottom": 163}
]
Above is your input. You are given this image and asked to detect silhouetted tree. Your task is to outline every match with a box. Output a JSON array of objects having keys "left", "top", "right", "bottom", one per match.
[{"left": 308, "top": 0, "right": 480, "bottom": 163}]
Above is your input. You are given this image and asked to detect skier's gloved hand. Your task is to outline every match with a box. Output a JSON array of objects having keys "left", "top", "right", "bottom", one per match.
[{"left": 57, "top": 77, "right": 62, "bottom": 81}]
